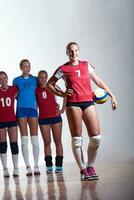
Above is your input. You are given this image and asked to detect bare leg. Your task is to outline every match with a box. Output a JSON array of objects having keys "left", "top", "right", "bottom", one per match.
[
  {"left": 28, "top": 117, "right": 39, "bottom": 168},
  {"left": 39, "top": 125, "right": 51, "bottom": 156},
  {"left": 0, "top": 129, "right": 8, "bottom": 173},
  {"left": 17, "top": 118, "right": 30, "bottom": 167},
  {"left": 8, "top": 126, "right": 19, "bottom": 176},
  {"left": 82, "top": 105, "right": 101, "bottom": 167},
  {"left": 66, "top": 107, "right": 85, "bottom": 170},
  {"left": 51, "top": 122, "right": 63, "bottom": 156}
]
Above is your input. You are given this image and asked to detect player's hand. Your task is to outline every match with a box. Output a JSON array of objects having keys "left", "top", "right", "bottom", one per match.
[
  {"left": 62, "top": 88, "right": 73, "bottom": 97},
  {"left": 56, "top": 108, "right": 66, "bottom": 115},
  {"left": 111, "top": 96, "right": 118, "bottom": 110}
]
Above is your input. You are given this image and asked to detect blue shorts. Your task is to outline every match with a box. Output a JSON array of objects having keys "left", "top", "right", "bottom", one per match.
[
  {"left": 16, "top": 108, "right": 38, "bottom": 118},
  {"left": 39, "top": 116, "right": 62, "bottom": 125},
  {"left": 66, "top": 101, "right": 95, "bottom": 111},
  {"left": 0, "top": 121, "right": 18, "bottom": 129}
]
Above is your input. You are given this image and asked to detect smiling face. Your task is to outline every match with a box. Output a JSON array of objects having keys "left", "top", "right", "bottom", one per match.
[
  {"left": 0, "top": 72, "right": 8, "bottom": 88},
  {"left": 66, "top": 43, "right": 80, "bottom": 65},
  {"left": 20, "top": 60, "right": 31, "bottom": 76},
  {"left": 38, "top": 71, "right": 48, "bottom": 87}
]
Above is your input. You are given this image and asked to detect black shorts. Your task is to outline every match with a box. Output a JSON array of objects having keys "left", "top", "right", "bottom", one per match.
[
  {"left": 66, "top": 101, "right": 95, "bottom": 111},
  {"left": 39, "top": 116, "right": 62, "bottom": 125},
  {"left": 0, "top": 121, "right": 18, "bottom": 129}
]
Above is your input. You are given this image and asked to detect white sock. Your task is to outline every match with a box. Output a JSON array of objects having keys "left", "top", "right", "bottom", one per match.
[
  {"left": 12, "top": 154, "right": 18, "bottom": 169},
  {"left": 72, "top": 137, "right": 85, "bottom": 170},
  {"left": 21, "top": 136, "right": 30, "bottom": 167},
  {"left": 87, "top": 135, "right": 102, "bottom": 166},
  {"left": 31, "top": 136, "right": 39, "bottom": 167},
  {"left": 0, "top": 153, "right": 7, "bottom": 169}
]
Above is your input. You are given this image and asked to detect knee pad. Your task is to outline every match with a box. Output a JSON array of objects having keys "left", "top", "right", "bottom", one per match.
[
  {"left": 10, "top": 142, "right": 19, "bottom": 154},
  {"left": 89, "top": 135, "right": 102, "bottom": 147},
  {"left": 72, "top": 137, "right": 83, "bottom": 149},
  {"left": 31, "top": 136, "right": 39, "bottom": 147},
  {"left": 0, "top": 142, "right": 7, "bottom": 154}
]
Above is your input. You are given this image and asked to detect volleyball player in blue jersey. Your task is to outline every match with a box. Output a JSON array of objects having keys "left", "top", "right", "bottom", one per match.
[{"left": 13, "top": 59, "right": 40, "bottom": 176}]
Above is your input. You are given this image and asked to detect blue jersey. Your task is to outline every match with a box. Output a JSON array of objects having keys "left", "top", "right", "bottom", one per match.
[{"left": 13, "top": 75, "right": 38, "bottom": 109}]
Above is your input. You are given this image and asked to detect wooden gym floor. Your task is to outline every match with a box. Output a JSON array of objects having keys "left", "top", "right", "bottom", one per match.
[{"left": 0, "top": 162, "right": 134, "bottom": 200}]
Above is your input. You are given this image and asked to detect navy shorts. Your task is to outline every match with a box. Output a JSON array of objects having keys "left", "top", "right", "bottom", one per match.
[
  {"left": 16, "top": 108, "right": 38, "bottom": 118},
  {"left": 66, "top": 101, "right": 95, "bottom": 111},
  {"left": 39, "top": 116, "right": 62, "bottom": 125},
  {"left": 0, "top": 121, "right": 18, "bottom": 129}
]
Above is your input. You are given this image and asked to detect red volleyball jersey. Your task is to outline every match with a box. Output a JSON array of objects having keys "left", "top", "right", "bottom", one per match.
[
  {"left": 0, "top": 86, "right": 18, "bottom": 122},
  {"left": 36, "top": 87, "right": 59, "bottom": 119},
  {"left": 54, "top": 61, "right": 94, "bottom": 102}
]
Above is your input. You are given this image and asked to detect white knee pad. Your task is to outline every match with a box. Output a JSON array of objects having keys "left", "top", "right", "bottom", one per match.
[
  {"left": 72, "top": 136, "right": 83, "bottom": 149},
  {"left": 90, "top": 135, "right": 102, "bottom": 147},
  {"left": 31, "top": 136, "right": 39, "bottom": 147}
]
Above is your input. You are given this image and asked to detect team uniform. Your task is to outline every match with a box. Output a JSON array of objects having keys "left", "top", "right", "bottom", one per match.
[
  {"left": 0, "top": 86, "right": 18, "bottom": 128},
  {"left": 53, "top": 61, "right": 101, "bottom": 180},
  {"left": 54, "top": 61, "right": 95, "bottom": 108},
  {"left": 13, "top": 75, "right": 38, "bottom": 117},
  {"left": 0, "top": 86, "right": 19, "bottom": 177},
  {"left": 36, "top": 87, "right": 62, "bottom": 125},
  {"left": 36, "top": 86, "right": 63, "bottom": 173},
  {"left": 12, "top": 74, "right": 40, "bottom": 175}
]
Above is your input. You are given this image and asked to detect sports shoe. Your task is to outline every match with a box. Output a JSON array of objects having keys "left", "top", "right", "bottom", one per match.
[
  {"left": 13, "top": 168, "right": 19, "bottom": 177},
  {"left": 81, "top": 168, "right": 93, "bottom": 181},
  {"left": 55, "top": 166, "right": 62, "bottom": 173},
  {"left": 34, "top": 166, "right": 40, "bottom": 175},
  {"left": 3, "top": 168, "right": 10, "bottom": 177},
  {"left": 26, "top": 166, "right": 32, "bottom": 176},
  {"left": 87, "top": 166, "right": 99, "bottom": 180},
  {"left": 46, "top": 166, "right": 53, "bottom": 174}
]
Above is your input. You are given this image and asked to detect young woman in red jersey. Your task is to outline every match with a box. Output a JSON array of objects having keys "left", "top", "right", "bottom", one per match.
[
  {"left": 36, "top": 70, "right": 64, "bottom": 173},
  {"left": 0, "top": 71, "right": 19, "bottom": 177},
  {"left": 46, "top": 42, "right": 118, "bottom": 181}
]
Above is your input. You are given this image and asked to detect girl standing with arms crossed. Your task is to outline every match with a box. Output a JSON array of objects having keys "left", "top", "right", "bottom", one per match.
[
  {"left": 13, "top": 59, "right": 40, "bottom": 176},
  {"left": 47, "top": 42, "right": 118, "bottom": 181},
  {"left": 36, "top": 70, "right": 64, "bottom": 173},
  {"left": 0, "top": 71, "right": 19, "bottom": 177}
]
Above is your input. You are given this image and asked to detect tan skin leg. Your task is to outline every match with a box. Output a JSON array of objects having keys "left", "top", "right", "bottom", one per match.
[
  {"left": 28, "top": 117, "right": 38, "bottom": 136},
  {"left": 17, "top": 117, "right": 38, "bottom": 168},
  {"left": 82, "top": 105, "right": 100, "bottom": 137},
  {"left": 40, "top": 125, "right": 51, "bottom": 155},
  {"left": 8, "top": 126, "right": 18, "bottom": 142},
  {"left": 17, "top": 118, "right": 28, "bottom": 136},
  {"left": 51, "top": 122, "right": 63, "bottom": 156},
  {"left": 66, "top": 106, "right": 83, "bottom": 137},
  {"left": 0, "top": 128, "right": 7, "bottom": 142},
  {"left": 17, "top": 117, "right": 38, "bottom": 136}
]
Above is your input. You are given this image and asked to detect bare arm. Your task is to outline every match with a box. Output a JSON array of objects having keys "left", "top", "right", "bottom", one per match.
[
  {"left": 90, "top": 72, "right": 118, "bottom": 110},
  {"left": 46, "top": 76, "right": 73, "bottom": 98}
]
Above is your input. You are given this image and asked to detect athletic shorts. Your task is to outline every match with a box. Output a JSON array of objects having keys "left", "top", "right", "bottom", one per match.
[
  {"left": 66, "top": 101, "right": 95, "bottom": 111},
  {"left": 39, "top": 116, "right": 62, "bottom": 125},
  {"left": 16, "top": 108, "right": 38, "bottom": 118},
  {"left": 0, "top": 121, "right": 18, "bottom": 129}
]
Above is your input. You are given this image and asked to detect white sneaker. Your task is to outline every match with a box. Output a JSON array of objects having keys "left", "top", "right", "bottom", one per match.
[
  {"left": 34, "top": 166, "right": 40, "bottom": 175},
  {"left": 26, "top": 166, "right": 32, "bottom": 176},
  {"left": 13, "top": 168, "right": 19, "bottom": 177},
  {"left": 3, "top": 168, "right": 10, "bottom": 177}
]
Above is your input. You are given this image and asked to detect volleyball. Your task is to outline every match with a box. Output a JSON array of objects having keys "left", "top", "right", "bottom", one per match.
[{"left": 93, "top": 88, "right": 109, "bottom": 104}]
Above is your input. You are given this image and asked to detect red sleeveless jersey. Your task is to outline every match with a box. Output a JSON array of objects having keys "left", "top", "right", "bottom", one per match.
[
  {"left": 0, "top": 86, "right": 18, "bottom": 122},
  {"left": 36, "top": 87, "right": 59, "bottom": 119},
  {"left": 54, "top": 61, "right": 94, "bottom": 102}
]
